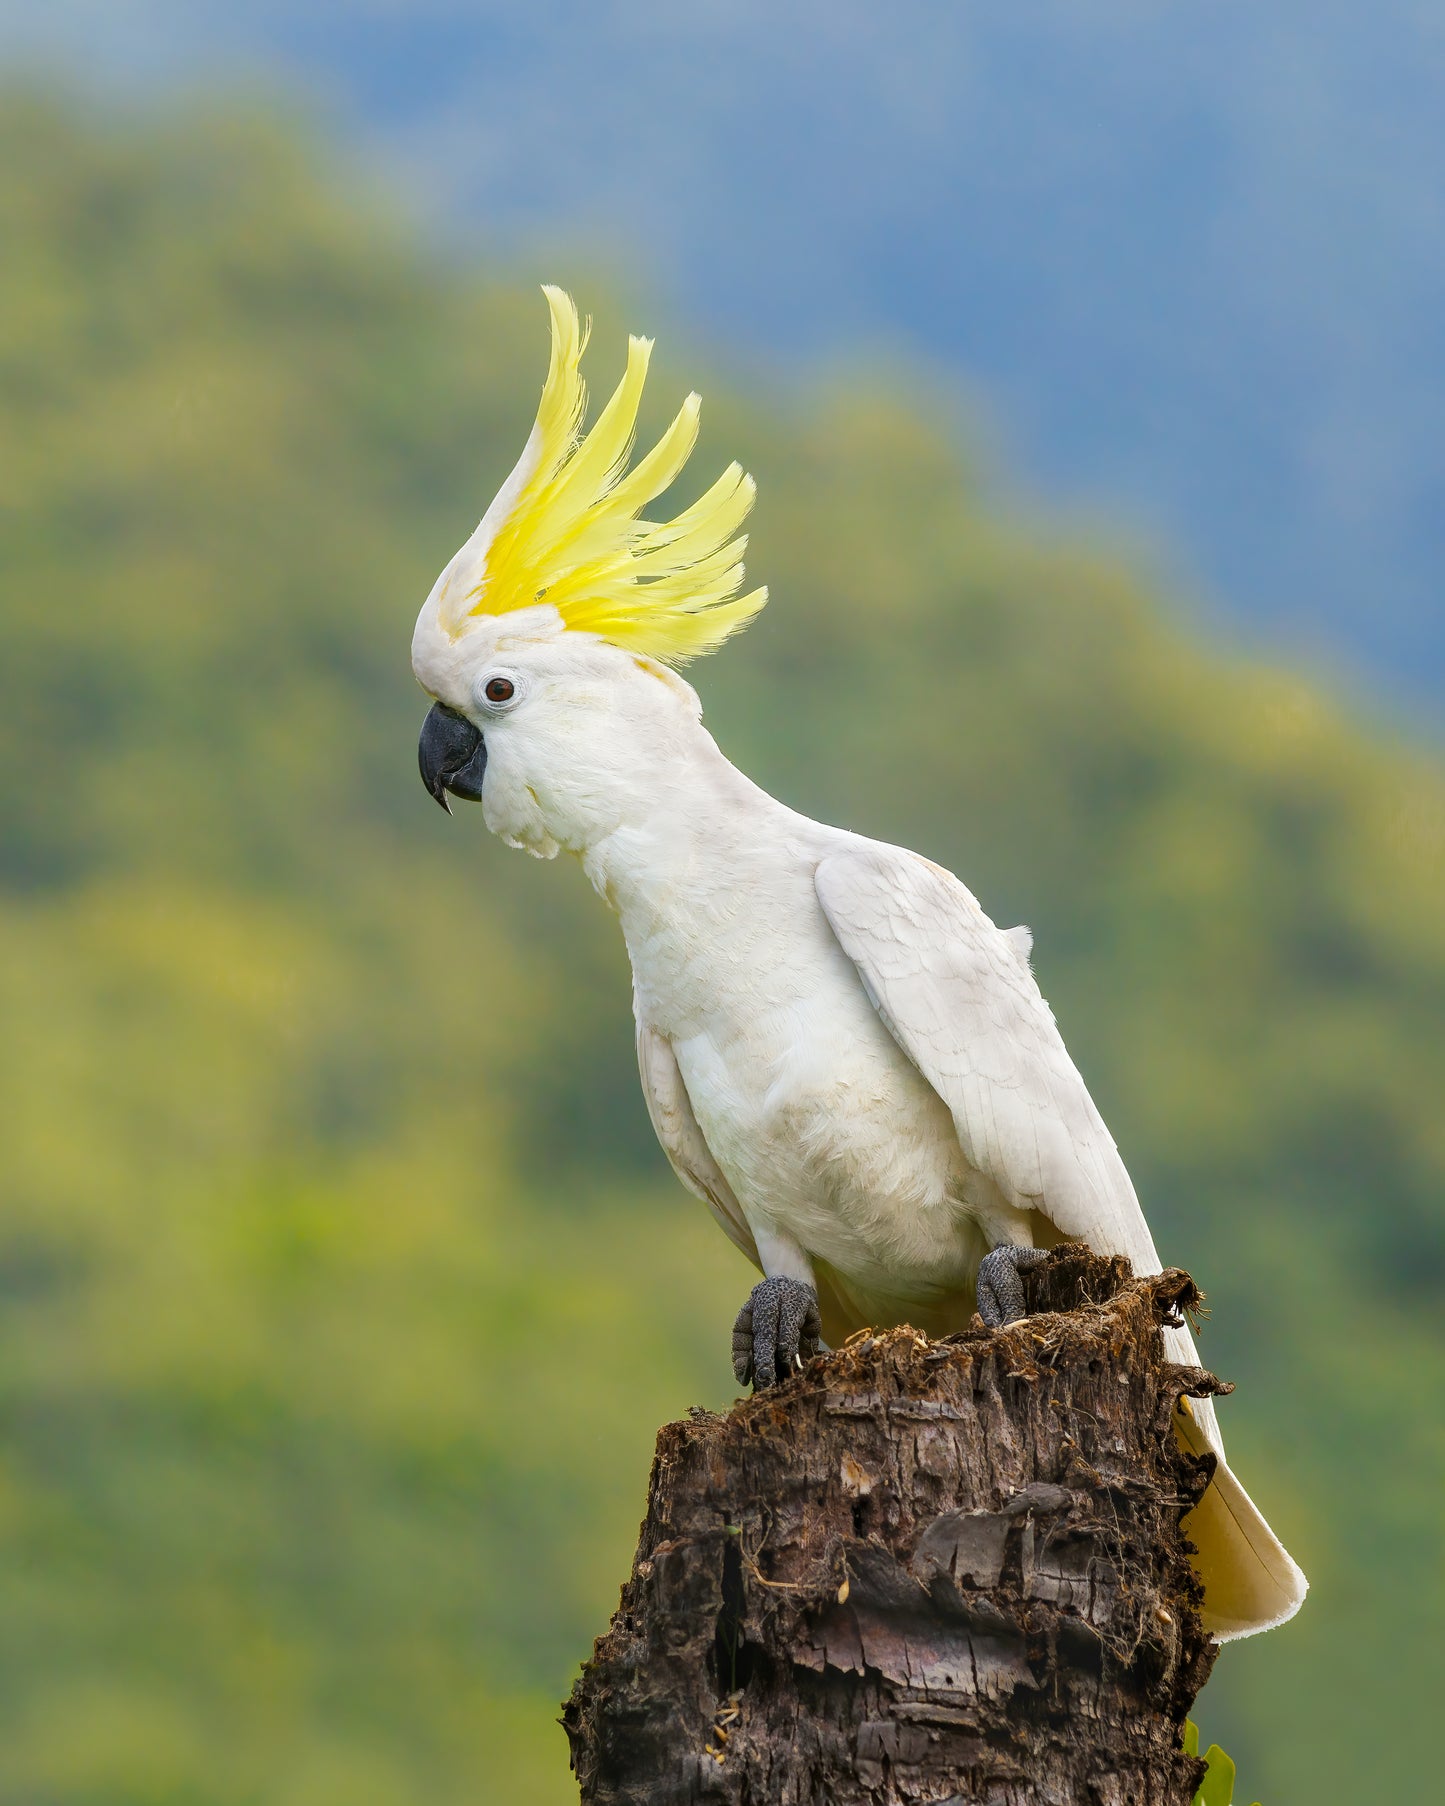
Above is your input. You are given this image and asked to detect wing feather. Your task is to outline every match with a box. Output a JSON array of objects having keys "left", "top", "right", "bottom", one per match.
[
  {"left": 815, "top": 842, "right": 1160, "bottom": 1275},
  {"left": 635, "top": 1013, "right": 759, "bottom": 1268}
]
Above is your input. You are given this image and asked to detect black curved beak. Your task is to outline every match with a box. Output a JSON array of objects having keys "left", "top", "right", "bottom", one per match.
[{"left": 418, "top": 702, "right": 488, "bottom": 814}]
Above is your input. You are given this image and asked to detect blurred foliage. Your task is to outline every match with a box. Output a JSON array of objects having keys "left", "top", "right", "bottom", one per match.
[{"left": 0, "top": 90, "right": 1441, "bottom": 1804}]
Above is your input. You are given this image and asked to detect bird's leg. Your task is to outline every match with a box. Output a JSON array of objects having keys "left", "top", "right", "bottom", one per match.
[
  {"left": 977, "top": 1244, "right": 1051, "bottom": 1327},
  {"left": 732, "top": 1277, "right": 821, "bottom": 1390}
]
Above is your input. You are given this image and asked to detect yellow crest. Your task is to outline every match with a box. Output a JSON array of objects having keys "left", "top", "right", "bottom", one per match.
[{"left": 458, "top": 286, "right": 767, "bottom": 663}]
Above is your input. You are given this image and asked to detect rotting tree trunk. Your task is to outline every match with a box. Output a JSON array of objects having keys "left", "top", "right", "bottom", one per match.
[{"left": 564, "top": 1249, "right": 1227, "bottom": 1805}]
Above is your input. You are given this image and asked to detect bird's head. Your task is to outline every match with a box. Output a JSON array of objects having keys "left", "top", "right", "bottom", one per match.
[{"left": 411, "top": 287, "right": 766, "bottom": 858}]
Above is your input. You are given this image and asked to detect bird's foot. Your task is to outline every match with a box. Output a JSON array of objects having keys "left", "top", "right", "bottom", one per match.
[
  {"left": 732, "top": 1276, "right": 821, "bottom": 1390},
  {"left": 977, "top": 1245, "right": 1051, "bottom": 1327}
]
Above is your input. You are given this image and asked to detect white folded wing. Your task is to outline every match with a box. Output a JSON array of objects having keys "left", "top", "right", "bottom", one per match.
[{"left": 636, "top": 1010, "right": 758, "bottom": 1267}]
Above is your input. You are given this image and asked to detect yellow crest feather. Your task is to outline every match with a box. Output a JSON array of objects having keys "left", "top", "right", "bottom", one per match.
[{"left": 467, "top": 286, "right": 767, "bottom": 662}]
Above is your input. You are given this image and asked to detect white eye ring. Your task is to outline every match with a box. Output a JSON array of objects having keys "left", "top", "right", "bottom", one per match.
[{"left": 478, "top": 672, "right": 522, "bottom": 710}]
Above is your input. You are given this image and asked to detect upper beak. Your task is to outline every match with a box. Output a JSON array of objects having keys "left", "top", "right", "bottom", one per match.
[{"left": 418, "top": 702, "right": 488, "bottom": 813}]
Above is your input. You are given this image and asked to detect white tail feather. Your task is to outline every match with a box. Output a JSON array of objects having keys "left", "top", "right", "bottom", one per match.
[{"left": 1162, "top": 1322, "right": 1307, "bottom": 1639}]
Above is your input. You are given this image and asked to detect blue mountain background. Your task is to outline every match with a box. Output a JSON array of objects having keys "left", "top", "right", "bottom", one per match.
[{"left": 3, "top": 0, "right": 1443, "bottom": 719}]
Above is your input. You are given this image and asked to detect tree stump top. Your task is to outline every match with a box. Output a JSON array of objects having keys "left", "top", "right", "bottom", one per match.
[{"left": 565, "top": 1249, "right": 1227, "bottom": 1806}]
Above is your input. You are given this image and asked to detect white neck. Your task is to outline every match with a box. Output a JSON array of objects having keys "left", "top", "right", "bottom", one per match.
[{"left": 579, "top": 726, "right": 798, "bottom": 934}]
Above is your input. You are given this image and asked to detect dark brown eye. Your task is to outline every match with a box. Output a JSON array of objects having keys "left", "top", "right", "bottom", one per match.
[{"left": 484, "top": 677, "right": 515, "bottom": 704}]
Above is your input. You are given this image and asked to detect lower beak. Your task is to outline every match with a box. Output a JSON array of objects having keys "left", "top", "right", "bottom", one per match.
[{"left": 418, "top": 703, "right": 488, "bottom": 813}]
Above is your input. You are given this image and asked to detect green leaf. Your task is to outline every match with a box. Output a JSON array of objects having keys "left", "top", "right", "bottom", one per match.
[
  {"left": 1183, "top": 1719, "right": 1200, "bottom": 1759},
  {"left": 1197, "top": 1744, "right": 1237, "bottom": 1806}
]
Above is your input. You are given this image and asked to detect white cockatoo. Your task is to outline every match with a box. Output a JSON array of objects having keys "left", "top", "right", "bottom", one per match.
[{"left": 410, "top": 288, "right": 1306, "bottom": 1641}]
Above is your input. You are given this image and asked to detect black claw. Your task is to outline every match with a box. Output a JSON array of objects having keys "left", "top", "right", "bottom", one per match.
[
  {"left": 977, "top": 1245, "right": 1050, "bottom": 1327},
  {"left": 731, "top": 1297, "right": 755, "bottom": 1387},
  {"left": 732, "top": 1277, "right": 820, "bottom": 1391}
]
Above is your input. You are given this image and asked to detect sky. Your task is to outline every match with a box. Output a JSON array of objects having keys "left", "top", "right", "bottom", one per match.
[{"left": 4, "top": 0, "right": 1443, "bottom": 721}]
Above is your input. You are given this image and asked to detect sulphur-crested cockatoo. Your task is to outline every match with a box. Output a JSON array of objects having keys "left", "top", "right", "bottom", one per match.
[{"left": 410, "top": 287, "right": 1305, "bottom": 1640}]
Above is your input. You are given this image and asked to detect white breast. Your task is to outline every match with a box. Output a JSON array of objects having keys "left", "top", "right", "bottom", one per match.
[{"left": 620, "top": 846, "right": 987, "bottom": 1326}]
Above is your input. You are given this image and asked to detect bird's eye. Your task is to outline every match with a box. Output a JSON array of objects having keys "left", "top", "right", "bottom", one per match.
[{"left": 484, "top": 677, "right": 515, "bottom": 704}]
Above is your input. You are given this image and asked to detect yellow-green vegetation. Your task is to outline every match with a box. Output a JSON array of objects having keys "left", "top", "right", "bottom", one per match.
[
  {"left": 1188, "top": 1723, "right": 1259, "bottom": 1806},
  {"left": 1, "top": 91, "right": 1441, "bottom": 1805}
]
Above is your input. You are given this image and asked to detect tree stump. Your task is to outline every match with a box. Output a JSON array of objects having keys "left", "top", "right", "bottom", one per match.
[{"left": 563, "top": 1249, "right": 1228, "bottom": 1805}]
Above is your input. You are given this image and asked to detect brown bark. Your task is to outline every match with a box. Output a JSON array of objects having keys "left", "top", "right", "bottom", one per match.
[{"left": 563, "top": 1248, "right": 1226, "bottom": 1805}]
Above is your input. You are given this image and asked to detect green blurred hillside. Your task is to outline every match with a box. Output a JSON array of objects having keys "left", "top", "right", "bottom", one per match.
[{"left": 0, "top": 91, "right": 1441, "bottom": 1804}]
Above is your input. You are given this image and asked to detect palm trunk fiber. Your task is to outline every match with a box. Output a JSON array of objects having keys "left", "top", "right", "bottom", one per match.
[{"left": 563, "top": 1248, "right": 1225, "bottom": 1805}]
